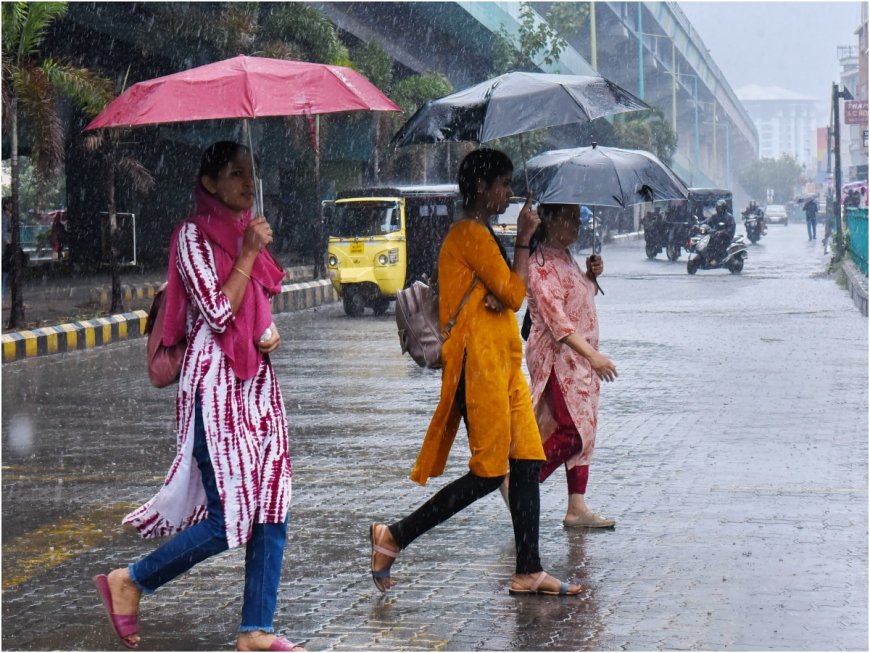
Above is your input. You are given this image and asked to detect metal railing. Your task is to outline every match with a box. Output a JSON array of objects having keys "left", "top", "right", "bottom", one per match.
[{"left": 846, "top": 207, "right": 868, "bottom": 275}]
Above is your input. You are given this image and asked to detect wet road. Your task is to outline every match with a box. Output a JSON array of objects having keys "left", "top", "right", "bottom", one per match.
[{"left": 2, "top": 223, "right": 867, "bottom": 651}]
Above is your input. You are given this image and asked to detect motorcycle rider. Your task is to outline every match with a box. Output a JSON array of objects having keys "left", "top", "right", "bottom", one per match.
[
  {"left": 741, "top": 200, "right": 767, "bottom": 236},
  {"left": 703, "top": 199, "right": 735, "bottom": 262}
]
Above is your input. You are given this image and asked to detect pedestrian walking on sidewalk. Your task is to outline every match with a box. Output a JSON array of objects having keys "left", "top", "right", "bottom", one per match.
[
  {"left": 803, "top": 197, "right": 819, "bottom": 241},
  {"left": 525, "top": 204, "right": 618, "bottom": 529},
  {"left": 93, "top": 142, "right": 304, "bottom": 651},
  {"left": 369, "top": 149, "right": 582, "bottom": 597}
]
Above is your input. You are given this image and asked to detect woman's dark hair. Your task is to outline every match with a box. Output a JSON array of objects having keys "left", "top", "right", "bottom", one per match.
[
  {"left": 198, "top": 141, "right": 253, "bottom": 180},
  {"left": 457, "top": 148, "right": 513, "bottom": 206}
]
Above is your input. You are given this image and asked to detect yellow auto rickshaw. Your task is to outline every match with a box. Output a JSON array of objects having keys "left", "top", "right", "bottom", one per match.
[{"left": 324, "top": 184, "right": 459, "bottom": 316}]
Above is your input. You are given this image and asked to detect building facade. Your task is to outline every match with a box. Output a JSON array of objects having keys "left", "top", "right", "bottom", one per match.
[{"left": 736, "top": 84, "right": 818, "bottom": 172}]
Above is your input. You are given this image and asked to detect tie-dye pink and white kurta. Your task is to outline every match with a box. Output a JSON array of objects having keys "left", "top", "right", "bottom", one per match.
[
  {"left": 526, "top": 245, "right": 600, "bottom": 469},
  {"left": 124, "top": 223, "right": 291, "bottom": 549}
]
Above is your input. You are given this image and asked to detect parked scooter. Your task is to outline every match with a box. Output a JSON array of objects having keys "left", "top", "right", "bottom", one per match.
[
  {"left": 576, "top": 219, "right": 603, "bottom": 253},
  {"left": 642, "top": 208, "right": 668, "bottom": 259},
  {"left": 686, "top": 217, "right": 748, "bottom": 274}
]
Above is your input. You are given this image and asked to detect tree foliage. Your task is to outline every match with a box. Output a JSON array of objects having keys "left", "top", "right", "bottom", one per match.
[
  {"left": 1, "top": 0, "right": 113, "bottom": 327},
  {"left": 613, "top": 107, "right": 678, "bottom": 165},
  {"left": 491, "top": 2, "right": 573, "bottom": 75},
  {"left": 737, "top": 154, "right": 803, "bottom": 205}
]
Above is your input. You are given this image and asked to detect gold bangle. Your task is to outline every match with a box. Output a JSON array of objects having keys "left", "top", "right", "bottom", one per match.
[{"left": 233, "top": 266, "right": 251, "bottom": 280}]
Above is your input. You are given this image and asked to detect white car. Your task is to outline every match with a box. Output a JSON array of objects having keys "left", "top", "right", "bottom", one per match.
[{"left": 764, "top": 204, "right": 788, "bottom": 225}]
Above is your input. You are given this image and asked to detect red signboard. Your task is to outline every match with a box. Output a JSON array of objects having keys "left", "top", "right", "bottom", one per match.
[{"left": 844, "top": 100, "right": 868, "bottom": 125}]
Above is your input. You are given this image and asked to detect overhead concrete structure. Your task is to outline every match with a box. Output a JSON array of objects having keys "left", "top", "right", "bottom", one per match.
[{"left": 313, "top": 1, "right": 758, "bottom": 190}]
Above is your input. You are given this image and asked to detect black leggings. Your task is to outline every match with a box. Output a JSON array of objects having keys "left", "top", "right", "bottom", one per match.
[
  {"left": 389, "top": 361, "right": 544, "bottom": 575},
  {"left": 388, "top": 460, "right": 543, "bottom": 575}
]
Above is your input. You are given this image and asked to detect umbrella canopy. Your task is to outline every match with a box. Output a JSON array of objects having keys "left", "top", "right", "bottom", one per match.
[
  {"left": 793, "top": 192, "right": 819, "bottom": 205},
  {"left": 85, "top": 55, "right": 399, "bottom": 130},
  {"left": 390, "top": 71, "right": 648, "bottom": 147},
  {"left": 512, "top": 144, "right": 689, "bottom": 208}
]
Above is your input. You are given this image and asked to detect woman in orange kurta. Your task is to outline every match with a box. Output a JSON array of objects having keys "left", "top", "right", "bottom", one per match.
[{"left": 369, "top": 149, "right": 581, "bottom": 597}]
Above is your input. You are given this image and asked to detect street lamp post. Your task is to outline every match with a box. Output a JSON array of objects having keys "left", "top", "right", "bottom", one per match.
[{"left": 831, "top": 82, "right": 854, "bottom": 256}]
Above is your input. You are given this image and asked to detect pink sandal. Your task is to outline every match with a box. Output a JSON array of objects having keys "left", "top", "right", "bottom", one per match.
[{"left": 93, "top": 574, "right": 140, "bottom": 649}]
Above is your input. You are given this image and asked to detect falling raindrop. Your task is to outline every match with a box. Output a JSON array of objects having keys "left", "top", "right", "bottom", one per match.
[{"left": 8, "top": 415, "right": 35, "bottom": 456}]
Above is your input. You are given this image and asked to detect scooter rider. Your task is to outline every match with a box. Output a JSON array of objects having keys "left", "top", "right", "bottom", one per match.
[
  {"left": 703, "top": 199, "right": 735, "bottom": 262},
  {"left": 741, "top": 200, "right": 767, "bottom": 235}
]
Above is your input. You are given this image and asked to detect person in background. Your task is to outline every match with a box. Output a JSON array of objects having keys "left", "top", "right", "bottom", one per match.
[
  {"left": 525, "top": 203, "right": 618, "bottom": 528},
  {"left": 93, "top": 142, "right": 304, "bottom": 652},
  {"left": 369, "top": 148, "right": 582, "bottom": 597},
  {"left": 803, "top": 196, "right": 819, "bottom": 241}
]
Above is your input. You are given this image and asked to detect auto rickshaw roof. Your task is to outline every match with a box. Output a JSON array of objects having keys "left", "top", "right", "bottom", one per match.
[
  {"left": 337, "top": 184, "right": 458, "bottom": 200},
  {"left": 687, "top": 188, "right": 732, "bottom": 202}
]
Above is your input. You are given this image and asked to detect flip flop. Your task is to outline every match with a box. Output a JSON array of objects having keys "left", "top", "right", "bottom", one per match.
[
  {"left": 93, "top": 574, "right": 140, "bottom": 649},
  {"left": 369, "top": 523, "right": 398, "bottom": 592},
  {"left": 508, "top": 571, "right": 581, "bottom": 596},
  {"left": 267, "top": 636, "right": 306, "bottom": 651}
]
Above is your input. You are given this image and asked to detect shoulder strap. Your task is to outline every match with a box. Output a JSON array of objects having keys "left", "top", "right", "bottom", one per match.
[{"left": 440, "top": 274, "right": 479, "bottom": 340}]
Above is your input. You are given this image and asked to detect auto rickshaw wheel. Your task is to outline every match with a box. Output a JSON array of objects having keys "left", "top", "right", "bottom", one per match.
[
  {"left": 372, "top": 298, "right": 390, "bottom": 316},
  {"left": 645, "top": 242, "right": 658, "bottom": 259},
  {"left": 342, "top": 292, "right": 365, "bottom": 317}
]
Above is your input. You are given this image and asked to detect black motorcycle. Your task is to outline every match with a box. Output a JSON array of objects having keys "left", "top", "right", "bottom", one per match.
[
  {"left": 576, "top": 219, "right": 603, "bottom": 254},
  {"left": 686, "top": 217, "right": 748, "bottom": 275},
  {"left": 642, "top": 211, "right": 668, "bottom": 259},
  {"left": 742, "top": 209, "right": 766, "bottom": 244}
]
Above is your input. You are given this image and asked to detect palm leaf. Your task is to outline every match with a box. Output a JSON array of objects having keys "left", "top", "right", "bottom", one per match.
[
  {"left": 12, "top": 64, "right": 64, "bottom": 177},
  {"left": 42, "top": 58, "right": 113, "bottom": 117},
  {"left": 117, "top": 156, "right": 155, "bottom": 195},
  {"left": 1, "top": 2, "right": 28, "bottom": 56},
  {"left": 14, "top": 2, "right": 67, "bottom": 62}
]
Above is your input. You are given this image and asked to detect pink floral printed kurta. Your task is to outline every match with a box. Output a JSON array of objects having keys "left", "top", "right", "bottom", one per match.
[
  {"left": 526, "top": 245, "right": 600, "bottom": 468},
  {"left": 123, "top": 223, "right": 291, "bottom": 549}
]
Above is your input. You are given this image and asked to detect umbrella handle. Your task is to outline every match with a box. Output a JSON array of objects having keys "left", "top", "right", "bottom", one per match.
[
  {"left": 243, "top": 119, "right": 264, "bottom": 217},
  {"left": 588, "top": 253, "right": 604, "bottom": 295}
]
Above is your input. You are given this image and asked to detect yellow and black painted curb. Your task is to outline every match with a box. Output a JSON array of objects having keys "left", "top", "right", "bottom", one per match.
[{"left": 2, "top": 279, "right": 339, "bottom": 363}]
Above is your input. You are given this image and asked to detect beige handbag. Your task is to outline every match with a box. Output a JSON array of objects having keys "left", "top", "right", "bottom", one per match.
[{"left": 395, "top": 275, "right": 478, "bottom": 369}]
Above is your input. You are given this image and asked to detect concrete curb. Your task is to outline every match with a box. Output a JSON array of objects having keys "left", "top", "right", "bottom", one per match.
[
  {"left": 2, "top": 279, "right": 338, "bottom": 363},
  {"left": 842, "top": 259, "right": 868, "bottom": 317},
  {"left": 88, "top": 265, "right": 315, "bottom": 311}
]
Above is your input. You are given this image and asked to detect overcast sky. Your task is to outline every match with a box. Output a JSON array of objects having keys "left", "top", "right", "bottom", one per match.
[{"left": 678, "top": 0, "right": 864, "bottom": 108}]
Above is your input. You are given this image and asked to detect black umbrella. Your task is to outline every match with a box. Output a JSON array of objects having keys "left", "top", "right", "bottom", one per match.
[
  {"left": 794, "top": 192, "right": 819, "bottom": 205},
  {"left": 514, "top": 144, "right": 689, "bottom": 294},
  {"left": 512, "top": 144, "right": 689, "bottom": 207},
  {"left": 390, "top": 72, "right": 649, "bottom": 147}
]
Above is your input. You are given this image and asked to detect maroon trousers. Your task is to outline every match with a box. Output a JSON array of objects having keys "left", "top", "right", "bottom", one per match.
[{"left": 538, "top": 370, "right": 589, "bottom": 495}]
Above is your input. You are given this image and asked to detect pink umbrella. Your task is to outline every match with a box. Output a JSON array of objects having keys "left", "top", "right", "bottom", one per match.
[
  {"left": 85, "top": 55, "right": 399, "bottom": 128},
  {"left": 85, "top": 55, "right": 400, "bottom": 214}
]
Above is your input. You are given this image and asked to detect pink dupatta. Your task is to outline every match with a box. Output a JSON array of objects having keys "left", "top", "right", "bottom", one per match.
[{"left": 162, "top": 183, "right": 285, "bottom": 380}]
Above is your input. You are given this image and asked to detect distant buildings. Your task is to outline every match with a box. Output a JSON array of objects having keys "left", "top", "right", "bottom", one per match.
[
  {"left": 735, "top": 84, "right": 818, "bottom": 171},
  {"left": 839, "top": 2, "right": 868, "bottom": 183}
]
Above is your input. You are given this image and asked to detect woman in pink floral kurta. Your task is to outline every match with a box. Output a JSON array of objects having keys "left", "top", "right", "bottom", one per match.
[{"left": 526, "top": 204, "right": 618, "bottom": 528}]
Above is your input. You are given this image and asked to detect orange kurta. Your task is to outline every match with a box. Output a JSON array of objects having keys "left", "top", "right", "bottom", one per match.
[{"left": 410, "top": 220, "right": 545, "bottom": 485}]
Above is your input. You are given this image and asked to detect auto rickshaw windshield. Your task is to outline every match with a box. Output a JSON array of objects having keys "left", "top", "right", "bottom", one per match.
[{"left": 331, "top": 201, "right": 401, "bottom": 237}]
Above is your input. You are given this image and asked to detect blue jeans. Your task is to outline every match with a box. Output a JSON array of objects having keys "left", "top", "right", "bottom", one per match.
[
  {"left": 806, "top": 217, "right": 817, "bottom": 239},
  {"left": 129, "top": 397, "right": 288, "bottom": 633}
]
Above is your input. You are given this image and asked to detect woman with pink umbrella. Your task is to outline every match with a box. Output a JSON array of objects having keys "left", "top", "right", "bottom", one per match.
[{"left": 93, "top": 141, "right": 302, "bottom": 652}]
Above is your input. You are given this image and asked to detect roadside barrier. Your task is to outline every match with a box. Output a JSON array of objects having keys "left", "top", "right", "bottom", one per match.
[{"left": 2, "top": 279, "right": 338, "bottom": 363}]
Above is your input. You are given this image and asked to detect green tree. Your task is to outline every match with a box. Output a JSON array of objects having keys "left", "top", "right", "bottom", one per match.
[
  {"left": 491, "top": 2, "right": 571, "bottom": 75},
  {"left": 2, "top": 1, "right": 113, "bottom": 327},
  {"left": 737, "top": 154, "right": 803, "bottom": 206},
  {"left": 613, "top": 107, "right": 678, "bottom": 165},
  {"left": 83, "top": 68, "right": 155, "bottom": 312}
]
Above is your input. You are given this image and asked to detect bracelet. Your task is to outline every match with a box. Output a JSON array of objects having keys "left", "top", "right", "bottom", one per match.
[
  {"left": 515, "top": 244, "right": 530, "bottom": 249},
  {"left": 233, "top": 266, "right": 251, "bottom": 280}
]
